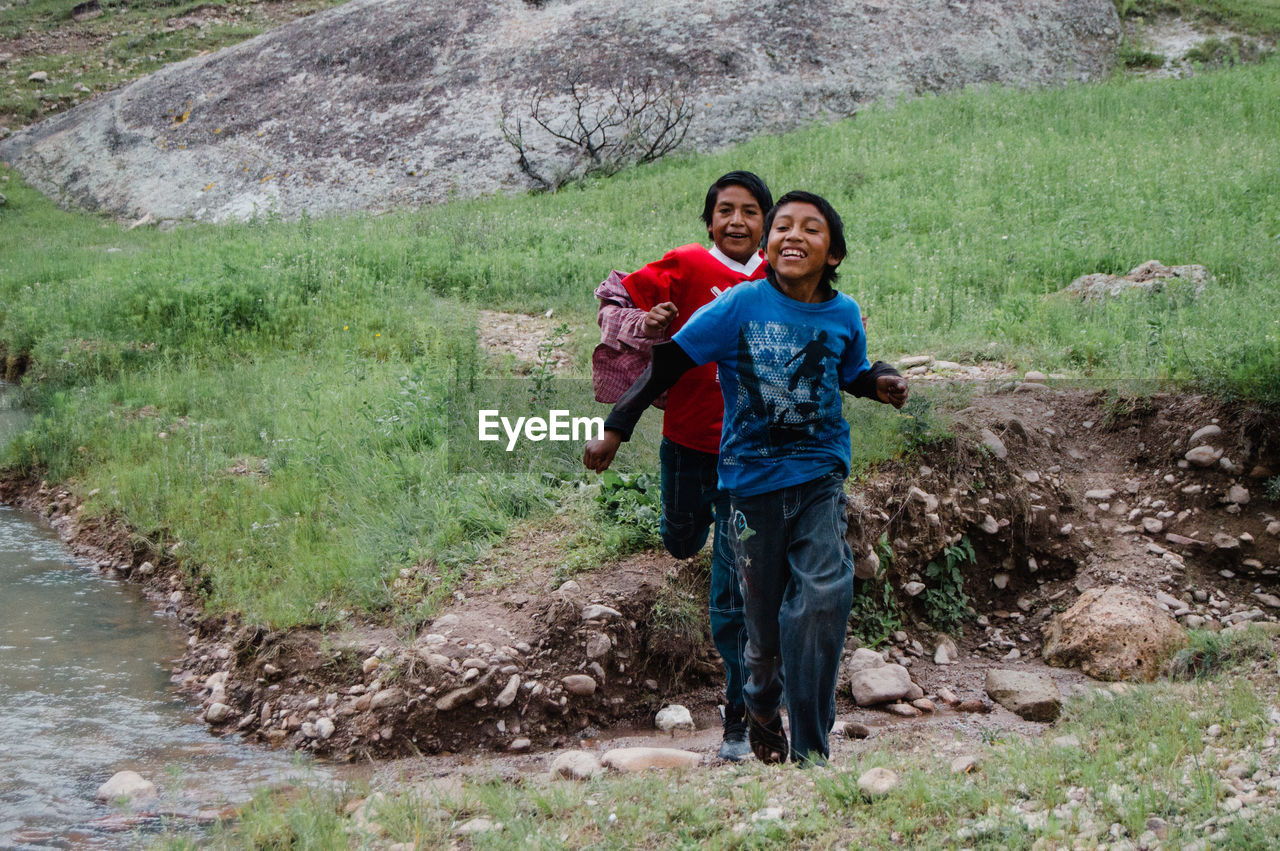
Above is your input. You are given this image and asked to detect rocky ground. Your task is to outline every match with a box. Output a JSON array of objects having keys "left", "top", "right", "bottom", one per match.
[{"left": 6, "top": 359, "right": 1278, "bottom": 775}]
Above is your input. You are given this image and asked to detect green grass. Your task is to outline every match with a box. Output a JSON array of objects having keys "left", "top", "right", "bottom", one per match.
[
  {"left": 0, "top": 0, "right": 345, "bottom": 130},
  {"left": 163, "top": 629, "right": 1280, "bottom": 849},
  {"left": 1116, "top": 0, "right": 1280, "bottom": 36},
  {"left": 4, "top": 58, "right": 1280, "bottom": 627}
]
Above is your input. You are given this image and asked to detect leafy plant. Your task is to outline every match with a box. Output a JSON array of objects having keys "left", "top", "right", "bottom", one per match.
[
  {"left": 849, "top": 576, "right": 903, "bottom": 647},
  {"left": 596, "top": 469, "right": 662, "bottom": 538},
  {"left": 922, "top": 536, "right": 975, "bottom": 632},
  {"left": 530, "top": 321, "right": 570, "bottom": 403},
  {"left": 1265, "top": 475, "right": 1280, "bottom": 503},
  {"left": 897, "top": 395, "right": 950, "bottom": 451}
]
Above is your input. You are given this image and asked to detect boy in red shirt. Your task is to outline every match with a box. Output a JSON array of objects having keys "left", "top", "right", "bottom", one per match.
[{"left": 593, "top": 171, "right": 773, "bottom": 760}]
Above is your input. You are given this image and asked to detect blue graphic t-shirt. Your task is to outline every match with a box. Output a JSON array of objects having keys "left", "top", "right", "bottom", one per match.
[{"left": 674, "top": 278, "right": 871, "bottom": 496}]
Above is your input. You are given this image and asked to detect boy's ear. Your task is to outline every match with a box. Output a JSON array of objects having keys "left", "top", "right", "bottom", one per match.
[{"left": 826, "top": 252, "right": 845, "bottom": 268}]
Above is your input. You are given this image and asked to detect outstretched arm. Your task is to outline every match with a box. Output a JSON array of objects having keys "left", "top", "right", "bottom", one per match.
[
  {"left": 842, "top": 361, "right": 908, "bottom": 408},
  {"left": 583, "top": 341, "right": 697, "bottom": 472}
]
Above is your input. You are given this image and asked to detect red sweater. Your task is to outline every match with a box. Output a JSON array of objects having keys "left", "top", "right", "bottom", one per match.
[{"left": 622, "top": 244, "right": 766, "bottom": 454}]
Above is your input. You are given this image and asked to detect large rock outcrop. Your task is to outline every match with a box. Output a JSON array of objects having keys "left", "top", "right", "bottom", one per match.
[{"left": 0, "top": 0, "right": 1119, "bottom": 222}]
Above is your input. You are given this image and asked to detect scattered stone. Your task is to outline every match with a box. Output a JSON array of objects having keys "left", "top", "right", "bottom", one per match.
[
  {"left": 902, "top": 580, "right": 926, "bottom": 597},
  {"left": 936, "top": 686, "right": 960, "bottom": 706},
  {"left": 1185, "top": 445, "right": 1222, "bottom": 467},
  {"left": 584, "top": 632, "right": 612, "bottom": 659},
  {"left": 934, "top": 637, "right": 959, "bottom": 665},
  {"left": 751, "top": 806, "right": 785, "bottom": 822},
  {"left": 601, "top": 747, "right": 701, "bottom": 772},
  {"left": 857, "top": 767, "right": 900, "bottom": 798},
  {"left": 898, "top": 355, "right": 932, "bottom": 368},
  {"left": 1051, "top": 734, "right": 1081, "bottom": 749},
  {"left": 551, "top": 750, "right": 603, "bottom": 780},
  {"left": 849, "top": 663, "right": 916, "bottom": 707},
  {"left": 841, "top": 721, "right": 872, "bottom": 739},
  {"left": 581, "top": 604, "right": 622, "bottom": 621},
  {"left": 361, "top": 656, "right": 380, "bottom": 674},
  {"left": 1189, "top": 424, "right": 1221, "bottom": 446},
  {"left": 556, "top": 581, "right": 581, "bottom": 595},
  {"left": 911, "top": 698, "right": 937, "bottom": 713},
  {"left": 1064, "top": 261, "right": 1210, "bottom": 301},
  {"left": 908, "top": 486, "right": 939, "bottom": 512},
  {"left": 654, "top": 705, "right": 695, "bottom": 734},
  {"left": 432, "top": 613, "right": 460, "bottom": 630},
  {"left": 984, "top": 669, "right": 1062, "bottom": 722},
  {"left": 980, "top": 515, "right": 1000, "bottom": 535},
  {"left": 1142, "top": 517, "right": 1163, "bottom": 535},
  {"left": 1227, "top": 484, "right": 1250, "bottom": 505},
  {"left": 369, "top": 687, "right": 405, "bottom": 711},
  {"left": 96, "top": 771, "right": 157, "bottom": 803},
  {"left": 455, "top": 817, "right": 503, "bottom": 835},
  {"left": 1042, "top": 585, "right": 1188, "bottom": 682},
  {"left": 561, "top": 674, "right": 597, "bottom": 696},
  {"left": 887, "top": 702, "right": 920, "bottom": 717},
  {"left": 1084, "top": 488, "right": 1115, "bottom": 501},
  {"left": 992, "top": 572, "right": 1009, "bottom": 589},
  {"left": 847, "top": 647, "right": 885, "bottom": 672},
  {"left": 1253, "top": 592, "right": 1280, "bottom": 609},
  {"left": 28, "top": 71, "right": 49, "bottom": 83},
  {"left": 950, "top": 754, "right": 979, "bottom": 774},
  {"left": 436, "top": 682, "right": 484, "bottom": 712},
  {"left": 205, "top": 702, "right": 232, "bottom": 723},
  {"left": 955, "top": 699, "right": 991, "bottom": 714},
  {"left": 315, "top": 717, "right": 335, "bottom": 740},
  {"left": 980, "top": 428, "right": 1007, "bottom": 460},
  {"left": 508, "top": 737, "right": 532, "bottom": 753},
  {"left": 1024, "top": 370, "right": 1047, "bottom": 383},
  {"left": 495, "top": 675, "right": 521, "bottom": 708}
]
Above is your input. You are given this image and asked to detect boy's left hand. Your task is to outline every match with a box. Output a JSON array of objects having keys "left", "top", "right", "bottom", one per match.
[{"left": 876, "top": 375, "right": 908, "bottom": 409}]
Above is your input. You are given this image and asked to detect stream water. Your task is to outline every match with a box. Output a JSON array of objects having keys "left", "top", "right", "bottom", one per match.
[{"left": 0, "top": 385, "right": 325, "bottom": 848}]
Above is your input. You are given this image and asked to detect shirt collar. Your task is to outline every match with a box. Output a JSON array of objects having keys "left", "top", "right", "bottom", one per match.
[{"left": 708, "top": 245, "right": 764, "bottom": 276}]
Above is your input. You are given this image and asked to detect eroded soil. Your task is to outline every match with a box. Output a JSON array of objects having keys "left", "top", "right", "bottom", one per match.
[{"left": 4, "top": 378, "right": 1278, "bottom": 776}]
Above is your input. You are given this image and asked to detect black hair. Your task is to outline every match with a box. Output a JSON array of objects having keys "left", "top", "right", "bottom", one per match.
[
  {"left": 700, "top": 171, "right": 773, "bottom": 227},
  {"left": 763, "top": 190, "right": 847, "bottom": 289}
]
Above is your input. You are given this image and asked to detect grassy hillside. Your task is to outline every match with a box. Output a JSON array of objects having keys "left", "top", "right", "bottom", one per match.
[{"left": 2, "top": 57, "right": 1280, "bottom": 627}]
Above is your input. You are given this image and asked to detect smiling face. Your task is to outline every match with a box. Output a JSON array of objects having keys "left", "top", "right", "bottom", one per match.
[
  {"left": 765, "top": 201, "right": 844, "bottom": 291},
  {"left": 707, "top": 184, "right": 766, "bottom": 265}
]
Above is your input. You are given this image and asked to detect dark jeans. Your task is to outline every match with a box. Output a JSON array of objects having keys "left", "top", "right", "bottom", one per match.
[
  {"left": 728, "top": 471, "right": 853, "bottom": 763},
  {"left": 659, "top": 438, "right": 747, "bottom": 712}
]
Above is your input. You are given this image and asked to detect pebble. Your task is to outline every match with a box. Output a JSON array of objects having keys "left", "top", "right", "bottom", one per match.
[
  {"left": 655, "top": 704, "right": 695, "bottom": 734},
  {"left": 1084, "top": 488, "right": 1115, "bottom": 501},
  {"left": 315, "top": 717, "right": 335, "bottom": 739},
  {"left": 902, "top": 580, "right": 925, "bottom": 597},
  {"left": 455, "top": 817, "right": 503, "bottom": 835},
  {"left": 950, "top": 754, "right": 979, "bottom": 774},
  {"left": 561, "top": 674, "right": 597, "bottom": 696},
  {"left": 551, "top": 750, "right": 603, "bottom": 780},
  {"left": 205, "top": 702, "right": 232, "bottom": 723},
  {"left": 581, "top": 604, "right": 622, "bottom": 621}
]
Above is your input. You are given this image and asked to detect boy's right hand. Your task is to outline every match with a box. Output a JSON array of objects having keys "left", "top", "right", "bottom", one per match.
[
  {"left": 583, "top": 430, "right": 624, "bottom": 472},
  {"left": 642, "top": 302, "right": 678, "bottom": 336}
]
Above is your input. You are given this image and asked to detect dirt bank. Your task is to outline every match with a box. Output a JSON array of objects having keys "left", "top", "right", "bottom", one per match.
[{"left": 4, "top": 380, "right": 1278, "bottom": 766}]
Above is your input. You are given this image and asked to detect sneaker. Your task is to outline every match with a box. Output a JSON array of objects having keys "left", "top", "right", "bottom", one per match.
[{"left": 718, "top": 705, "right": 751, "bottom": 762}]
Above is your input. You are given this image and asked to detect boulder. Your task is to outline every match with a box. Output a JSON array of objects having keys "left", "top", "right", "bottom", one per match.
[
  {"left": 984, "top": 669, "right": 1061, "bottom": 721},
  {"left": 1042, "top": 586, "right": 1187, "bottom": 682},
  {"left": 0, "top": 0, "right": 1119, "bottom": 223},
  {"left": 95, "top": 770, "right": 157, "bottom": 804}
]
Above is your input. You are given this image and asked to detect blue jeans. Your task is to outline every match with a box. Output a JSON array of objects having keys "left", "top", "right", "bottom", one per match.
[
  {"left": 659, "top": 438, "right": 747, "bottom": 712},
  {"left": 729, "top": 471, "right": 853, "bottom": 763}
]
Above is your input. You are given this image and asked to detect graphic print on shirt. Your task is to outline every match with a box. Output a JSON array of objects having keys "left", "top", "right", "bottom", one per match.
[{"left": 735, "top": 322, "right": 841, "bottom": 453}]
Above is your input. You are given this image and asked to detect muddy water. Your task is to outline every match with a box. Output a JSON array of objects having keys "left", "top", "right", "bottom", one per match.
[{"left": 0, "top": 387, "right": 323, "bottom": 848}]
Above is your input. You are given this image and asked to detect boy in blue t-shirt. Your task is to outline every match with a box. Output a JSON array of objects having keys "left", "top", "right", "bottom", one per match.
[{"left": 584, "top": 191, "right": 908, "bottom": 764}]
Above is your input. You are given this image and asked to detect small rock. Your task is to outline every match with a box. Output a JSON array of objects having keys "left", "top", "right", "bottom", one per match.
[
  {"left": 205, "top": 702, "right": 232, "bottom": 723},
  {"left": 980, "top": 428, "right": 1007, "bottom": 460},
  {"left": 847, "top": 647, "right": 885, "bottom": 672},
  {"left": 908, "top": 486, "right": 939, "bottom": 512},
  {"left": 1227, "top": 484, "right": 1250, "bottom": 505},
  {"left": 432, "top": 613, "right": 460, "bottom": 629},
  {"left": 984, "top": 669, "right": 1061, "bottom": 721},
  {"left": 654, "top": 704, "right": 695, "bottom": 734},
  {"left": 495, "top": 675, "right": 521, "bottom": 708},
  {"left": 850, "top": 663, "right": 917, "bottom": 706},
  {"left": 96, "top": 771, "right": 156, "bottom": 803},
  {"left": 992, "top": 572, "right": 1009, "bottom": 589},
  {"left": 751, "top": 806, "right": 785, "bottom": 822},
  {"left": 857, "top": 767, "right": 900, "bottom": 798},
  {"left": 898, "top": 355, "right": 932, "bottom": 368},
  {"left": 936, "top": 686, "right": 960, "bottom": 706},
  {"left": 842, "top": 721, "right": 872, "bottom": 739},
  {"left": 28, "top": 71, "right": 49, "bottom": 83},
  {"left": 911, "top": 698, "right": 937, "bottom": 713},
  {"left": 886, "top": 702, "right": 920, "bottom": 717},
  {"left": 584, "top": 632, "right": 612, "bottom": 659},
  {"left": 1084, "top": 488, "right": 1115, "bottom": 501},
  {"left": 561, "top": 674, "right": 597, "bottom": 696},
  {"left": 581, "top": 604, "right": 622, "bottom": 621},
  {"left": 508, "top": 737, "right": 532, "bottom": 753},
  {"left": 551, "top": 750, "right": 603, "bottom": 780},
  {"left": 950, "top": 754, "right": 979, "bottom": 774},
  {"left": 902, "top": 580, "right": 926, "bottom": 597},
  {"left": 601, "top": 747, "right": 701, "bottom": 772},
  {"left": 1189, "top": 424, "right": 1221, "bottom": 446},
  {"left": 1142, "top": 517, "right": 1164, "bottom": 535},
  {"left": 934, "top": 637, "right": 959, "bottom": 665},
  {"left": 315, "top": 717, "right": 335, "bottom": 739},
  {"left": 455, "top": 817, "right": 503, "bottom": 835},
  {"left": 1185, "top": 445, "right": 1222, "bottom": 467},
  {"left": 369, "top": 687, "right": 405, "bottom": 711},
  {"left": 1051, "top": 734, "right": 1081, "bottom": 749},
  {"left": 1253, "top": 592, "right": 1280, "bottom": 609},
  {"left": 361, "top": 656, "right": 380, "bottom": 674},
  {"left": 980, "top": 515, "right": 1000, "bottom": 535},
  {"left": 1024, "top": 370, "right": 1047, "bottom": 383}
]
